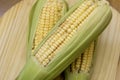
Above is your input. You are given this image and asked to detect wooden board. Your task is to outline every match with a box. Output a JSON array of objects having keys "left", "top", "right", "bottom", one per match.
[{"left": 0, "top": 0, "right": 120, "bottom": 80}]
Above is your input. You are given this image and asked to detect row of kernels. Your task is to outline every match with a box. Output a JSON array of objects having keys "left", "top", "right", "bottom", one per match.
[
  {"left": 75, "top": 56, "right": 82, "bottom": 70},
  {"left": 38, "top": 30, "right": 68, "bottom": 66},
  {"left": 71, "top": 62, "right": 76, "bottom": 72},
  {"left": 86, "top": 42, "right": 94, "bottom": 72},
  {"left": 66, "top": 0, "right": 93, "bottom": 23},
  {"left": 77, "top": 4, "right": 97, "bottom": 30},
  {"left": 80, "top": 50, "right": 88, "bottom": 72}
]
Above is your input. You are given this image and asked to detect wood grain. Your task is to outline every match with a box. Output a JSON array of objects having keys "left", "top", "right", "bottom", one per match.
[
  {"left": 0, "top": 0, "right": 36, "bottom": 80},
  {"left": 0, "top": 0, "right": 120, "bottom": 80}
]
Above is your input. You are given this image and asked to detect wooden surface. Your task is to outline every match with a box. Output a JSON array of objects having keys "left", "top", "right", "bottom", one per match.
[
  {"left": 0, "top": 0, "right": 36, "bottom": 80},
  {"left": 0, "top": 0, "right": 120, "bottom": 80}
]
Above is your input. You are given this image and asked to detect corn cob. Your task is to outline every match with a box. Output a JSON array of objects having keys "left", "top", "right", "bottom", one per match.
[
  {"left": 29, "top": 0, "right": 67, "bottom": 79},
  {"left": 17, "top": 0, "right": 112, "bottom": 80},
  {"left": 27, "top": 0, "right": 67, "bottom": 57},
  {"left": 65, "top": 42, "right": 95, "bottom": 80}
]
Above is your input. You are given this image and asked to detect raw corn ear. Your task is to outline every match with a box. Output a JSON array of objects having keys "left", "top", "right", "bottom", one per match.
[
  {"left": 27, "top": 0, "right": 67, "bottom": 57},
  {"left": 65, "top": 42, "right": 95, "bottom": 80},
  {"left": 17, "top": 0, "right": 112, "bottom": 80}
]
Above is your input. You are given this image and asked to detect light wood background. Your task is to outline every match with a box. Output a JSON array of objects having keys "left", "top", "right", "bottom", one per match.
[{"left": 0, "top": 0, "right": 120, "bottom": 80}]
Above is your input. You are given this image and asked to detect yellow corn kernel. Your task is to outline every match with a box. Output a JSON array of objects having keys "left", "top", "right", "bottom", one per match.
[{"left": 32, "top": 0, "right": 64, "bottom": 52}]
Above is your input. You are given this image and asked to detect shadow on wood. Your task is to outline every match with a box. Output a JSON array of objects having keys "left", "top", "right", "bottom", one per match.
[{"left": 0, "top": 0, "right": 21, "bottom": 16}]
